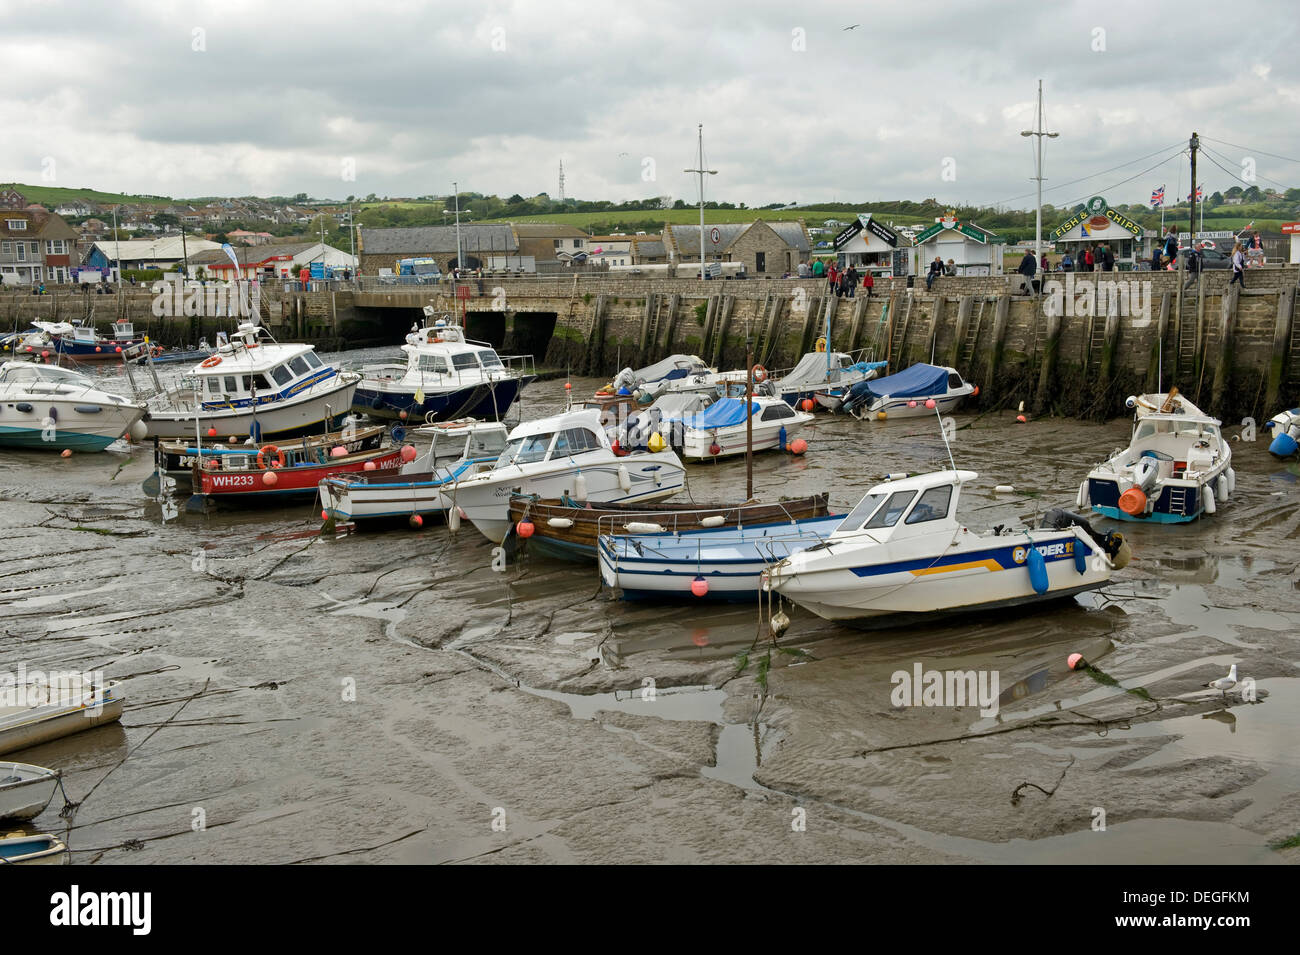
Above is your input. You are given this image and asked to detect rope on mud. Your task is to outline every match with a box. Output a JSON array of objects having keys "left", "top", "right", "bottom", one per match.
[{"left": 1010, "top": 755, "right": 1076, "bottom": 806}]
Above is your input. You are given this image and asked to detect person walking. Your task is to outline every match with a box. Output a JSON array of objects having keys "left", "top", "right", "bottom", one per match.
[
  {"left": 1061, "top": 251, "right": 1074, "bottom": 272},
  {"left": 1230, "top": 242, "right": 1246, "bottom": 288},
  {"left": 863, "top": 270, "right": 874, "bottom": 299},
  {"left": 845, "top": 265, "right": 858, "bottom": 298},
  {"left": 812, "top": 258, "right": 825, "bottom": 278},
  {"left": 1183, "top": 245, "right": 1202, "bottom": 290},
  {"left": 1017, "top": 248, "right": 1037, "bottom": 295},
  {"left": 1162, "top": 227, "right": 1178, "bottom": 271},
  {"left": 926, "top": 255, "right": 944, "bottom": 291}
]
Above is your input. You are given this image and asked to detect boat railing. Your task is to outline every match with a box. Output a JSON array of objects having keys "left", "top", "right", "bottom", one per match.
[
  {"left": 592, "top": 498, "right": 814, "bottom": 539},
  {"left": 605, "top": 520, "right": 832, "bottom": 564}
]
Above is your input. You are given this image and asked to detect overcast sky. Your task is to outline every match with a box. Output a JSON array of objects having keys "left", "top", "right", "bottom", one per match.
[{"left": 3, "top": 0, "right": 1298, "bottom": 211}]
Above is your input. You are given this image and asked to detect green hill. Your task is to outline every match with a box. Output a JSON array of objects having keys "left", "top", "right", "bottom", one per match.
[{"left": 2, "top": 183, "right": 175, "bottom": 207}]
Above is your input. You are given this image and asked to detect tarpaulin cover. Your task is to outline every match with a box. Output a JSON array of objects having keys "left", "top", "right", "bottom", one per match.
[
  {"left": 778, "top": 352, "right": 848, "bottom": 389},
  {"left": 679, "top": 397, "right": 758, "bottom": 430},
  {"left": 634, "top": 354, "right": 707, "bottom": 383},
  {"left": 854, "top": 363, "right": 949, "bottom": 400}
]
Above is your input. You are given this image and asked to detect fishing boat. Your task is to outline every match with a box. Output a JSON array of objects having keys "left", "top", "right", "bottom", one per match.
[
  {"left": 189, "top": 443, "right": 406, "bottom": 505},
  {"left": 770, "top": 351, "right": 887, "bottom": 409},
  {"left": 122, "top": 323, "right": 360, "bottom": 441},
  {"left": 0, "top": 361, "right": 147, "bottom": 451},
  {"left": 451, "top": 407, "right": 688, "bottom": 543},
  {"left": 319, "top": 420, "right": 508, "bottom": 523},
  {"left": 1081, "top": 389, "right": 1234, "bottom": 523},
  {"left": 352, "top": 317, "right": 535, "bottom": 421},
  {"left": 509, "top": 493, "right": 832, "bottom": 560},
  {"left": 598, "top": 354, "right": 710, "bottom": 398},
  {"left": 676, "top": 395, "right": 812, "bottom": 460},
  {"left": 841, "top": 363, "right": 977, "bottom": 419},
  {"left": 762, "top": 470, "right": 1130, "bottom": 627},
  {"left": 134, "top": 338, "right": 212, "bottom": 366},
  {"left": 18, "top": 319, "right": 155, "bottom": 362},
  {"left": 0, "top": 679, "right": 125, "bottom": 757},
  {"left": 600, "top": 515, "right": 842, "bottom": 600},
  {"left": 156, "top": 423, "right": 388, "bottom": 487},
  {"left": 0, "top": 832, "right": 67, "bottom": 864},
  {"left": 0, "top": 763, "right": 60, "bottom": 821},
  {"left": 1265, "top": 407, "right": 1300, "bottom": 457}
]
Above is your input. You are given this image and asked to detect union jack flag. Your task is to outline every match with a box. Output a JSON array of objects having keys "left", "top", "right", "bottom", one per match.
[
  {"left": 1188, "top": 185, "right": 1203, "bottom": 201},
  {"left": 1150, "top": 185, "right": 1165, "bottom": 207}
]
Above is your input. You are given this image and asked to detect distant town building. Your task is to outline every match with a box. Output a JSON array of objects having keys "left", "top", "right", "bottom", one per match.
[
  {"left": 511, "top": 223, "right": 589, "bottom": 271},
  {"left": 186, "top": 241, "right": 355, "bottom": 279},
  {"left": 226, "top": 229, "right": 275, "bottom": 246},
  {"left": 83, "top": 236, "right": 223, "bottom": 273},
  {"left": 357, "top": 224, "right": 527, "bottom": 274},
  {"left": 0, "top": 187, "right": 30, "bottom": 210},
  {"left": 663, "top": 219, "right": 810, "bottom": 276},
  {"left": 1, "top": 208, "right": 82, "bottom": 283}
]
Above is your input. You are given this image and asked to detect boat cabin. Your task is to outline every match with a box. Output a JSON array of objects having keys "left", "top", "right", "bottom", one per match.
[
  {"left": 191, "top": 325, "right": 334, "bottom": 411},
  {"left": 830, "top": 469, "right": 977, "bottom": 542},
  {"left": 1125, "top": 414, "right": 1223, "bottom": 478},
  {"left": 495, "top": 410, "right": 610, "bottom": 468}
]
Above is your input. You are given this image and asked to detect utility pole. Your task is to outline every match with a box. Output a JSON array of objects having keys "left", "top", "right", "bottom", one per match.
[
  {"left": 684, "top": 124, "right": 717, "bottom": 280},
  {"left": 1189, "top": 132, "right": 1199, "bottom": 247},
  {"left": 453, "top": 181, "right": 463, "bottom": 272},
  {"left": 1020, "top": 80, "right": 1059, "bottom": 264}
]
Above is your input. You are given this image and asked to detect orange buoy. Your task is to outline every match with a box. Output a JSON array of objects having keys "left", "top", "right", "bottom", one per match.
[
  {"left": 1118, "top": 487, "right": 1147, "bottom": 516},
  {"left": 1016, "top": 414, "right": 1027, "bottom": 423},
  {"left": 60, "top": 448, "right": 72, "bottom": 458},
  {"left": 517, "top": 519, "right": 535, "bottom": 538},
  {"left": 790, "top": 437, "right": 808, "bottom": 455},
  {"left": 800, "top": 398, "right": 814, "bottom": 411},
  {"left": 400, "top": 445, "right": 417, "bottom": 462},
  {"left": 691, "top": 575, "right": 709, "bottom": 597}
]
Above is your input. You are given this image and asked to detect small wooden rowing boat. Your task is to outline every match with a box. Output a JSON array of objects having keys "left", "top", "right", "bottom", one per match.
[
  {"left": 0, "top": 832, "right": 68, "bottom": 864},
  {"left": 0, "top": 680, "right": 125, "bottom": 757},
  {"left": 508, "top": 492, "right": 831, "bottom": 560},
  {"left": 0, "top": 763, "right": 60, "bottom": 821}
]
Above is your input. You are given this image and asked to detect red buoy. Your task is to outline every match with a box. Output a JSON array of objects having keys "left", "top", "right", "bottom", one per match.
[
  {"left": 690, "top": 575, "right": 709, "bottom": 597},
  {"left": 709, "top": 442, "right": 722, "bottom": 456},
  {"left": 400, "top": 445, "right": 417, "bottom": 462},
  {"left": 790, "top": 437, "right": 808, "bottom": 455},
  {"left": 409, "top": 514, "right": 423, "bottom": 528},
  {"left": 207, "top": 427, "right": 217, "bottom": 437},
  {"left": 517, "top": 519, "right": 535, "bottom": 538}
]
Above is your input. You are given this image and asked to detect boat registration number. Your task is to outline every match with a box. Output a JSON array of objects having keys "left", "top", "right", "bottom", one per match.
[{"left": 208, "top": 475, "right": 256, "bottom": 488}]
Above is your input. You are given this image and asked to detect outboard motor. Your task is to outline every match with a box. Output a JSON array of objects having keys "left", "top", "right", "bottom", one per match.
[
  {"left": 841, "top": 380, "right": 872, "bottom": 414},
  {"left": 1131, "top": 455, "right": 1160, "bottom": 492},
  {"left": 1040, "top": 507, "right": 1131, "bottom": 569}
]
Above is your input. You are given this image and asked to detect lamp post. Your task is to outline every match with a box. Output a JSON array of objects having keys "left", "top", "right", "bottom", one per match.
[
  {"left": 453, "top": 182, "right": 463, "bottom": 272},
  {"left": 684, "top": 124, "right": 717, "bottom": 279},
  {"left": 1020, "top": 79, "right": 1059, "bottom": 265}
]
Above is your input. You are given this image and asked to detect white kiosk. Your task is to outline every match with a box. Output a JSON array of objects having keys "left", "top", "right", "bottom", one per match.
[
  {"left": 831, "top": 214, "right": 912, "bottom": 277},
  {"left": 1049, "top": 196, "right": 1145, "bottom": 269},
  {"left": 913, "top": 213, "right": 1004, "bottom": 277}
]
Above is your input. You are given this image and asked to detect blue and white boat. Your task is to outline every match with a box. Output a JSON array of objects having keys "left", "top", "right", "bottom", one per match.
[
  {"left": 1265, "top": 408, "right": 1300, "bottom": 457},
  {"left": 677, "top": 395, "right": 812, "bottom": 460},
  {"left": 599, "top": 514, "right": 842, "bottom": 600},
  {"left": 20, "top": 319, "right": 151, "bottom": 362},
  {"left": 0, "top": 361, "right": 146, "bottom": 451},
  {"left": 353, "top": 319, "right": 534, "bottom": 422},
  {"left": 841, "top": 363, "right": 976, "bottom": 419},
  {"left": 124, "top": 323, "right": 360, "bottom": 441},
  {"left": 319, "top": 419, "right": 509, "bottom": 523},
  {"left": 770, "top": 351, "right": 887, "bottom": 409},
  {"left": 764, "top": 470, "right": 1130, "bottom": 626},
  {"left": 1081, "top": 390, "right": 1234, "bottom": 524}
]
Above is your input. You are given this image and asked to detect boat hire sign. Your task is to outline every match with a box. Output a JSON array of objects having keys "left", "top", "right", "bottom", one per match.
[{"left": 1050, "top": 196, "right": 1142, "bottom": 240}]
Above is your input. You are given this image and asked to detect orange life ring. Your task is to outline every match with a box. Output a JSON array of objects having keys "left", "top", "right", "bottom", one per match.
[
  {"left": 201, "top": 355, "right": 222, "bottom": 368},
  {"left": 152, "top": 345, "right": 164, "bottom": 356},
  {"left": 257, "top": 445, "right": 286, "bottom": 469},
  {"left": 752, "top": 364, "right": 768, "bottom": 383}
]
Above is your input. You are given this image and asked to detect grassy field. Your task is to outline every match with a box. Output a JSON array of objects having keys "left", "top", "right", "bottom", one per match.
[
  {"left": 498, "top": 208, "right": 883, "bottom": 228},
  {"left": 3, "top": 183, "right": 176, "bottom": 207}
]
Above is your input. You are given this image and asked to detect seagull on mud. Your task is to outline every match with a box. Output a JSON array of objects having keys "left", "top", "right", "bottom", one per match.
[{"left": 1204, "top": 664, "right": 1239, "bottom": 701}]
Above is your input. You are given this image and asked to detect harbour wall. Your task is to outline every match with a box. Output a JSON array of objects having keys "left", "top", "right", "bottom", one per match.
[{"left": 4, "top": 268, "right": 1299, "bottom": 421}]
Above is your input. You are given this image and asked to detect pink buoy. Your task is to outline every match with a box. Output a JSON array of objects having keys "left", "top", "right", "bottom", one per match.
[
  {"left": 517, "top": 520, "right": 535, "bottom": 538},
  {"left": 907, "top": 400, "right": 918, "bottom": 408},
  {"left": 400, "top": 445, "right": 417, "bottom": 462},
  {"left": 1016, "top": 414, "right": 1027, "bottom": 423},
  {"left": 262, "top": 470, "right": 278, "bottom": 486},
  {"left": 363, "top": 461, "right": 377, "bottom": 470},
  {"left": 115, "top": 346, "right": 122, "bottom": 353},
  {"left": 41, "top": 350, "right": 49, "bottom": 359},
  {"left": 690, "top": 575, "right": 709, "bottom": 597},
  {"left": 330, "top": 445, "right": 347, "bottom": 457},
  {"left": 924, "top": 398, "right": 936, "bottom": 409},
  {"left": 1067, "top": 653, "right": 1087, "bottom": 671},
  {"left": 60, "top": 448, "right": 72, "bottom": 458},
  {"left": 790, "top": 437, "right": 808, "bottom": 455},
  {"left": 95, "top": 346, "right": 102, "bottom": 352}
]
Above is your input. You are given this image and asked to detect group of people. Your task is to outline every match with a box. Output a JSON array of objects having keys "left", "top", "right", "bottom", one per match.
[
  {"left": 925, "top": 257, "right": 958, "bottom": 290},
  {"left": 792, "top": 260, "right": 875, "bottom": 298}
]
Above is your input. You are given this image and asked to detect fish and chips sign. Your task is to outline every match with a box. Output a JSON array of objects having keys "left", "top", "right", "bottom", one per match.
[{"left": 1051, "top": 196, "right": 1142, "bottom": 241}]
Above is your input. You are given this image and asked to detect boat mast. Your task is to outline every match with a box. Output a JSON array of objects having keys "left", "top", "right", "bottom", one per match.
[
  {"left": 684, "top": 125, "right": 716, "bottom": 281},
  {"left": 745, "top": 326, "right": 753, "bottom": 500}
]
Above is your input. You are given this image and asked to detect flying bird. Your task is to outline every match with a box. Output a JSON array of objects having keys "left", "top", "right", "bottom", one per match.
[
  {"left": 843, "top": 24, "right": 860, "bottom": 30},
  {"left": 1203, "top": 664, "right": 1239, "bottom": 701}
]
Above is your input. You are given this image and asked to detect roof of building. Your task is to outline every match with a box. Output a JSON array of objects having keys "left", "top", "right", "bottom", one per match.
[
  {"left": 667, "top": 219, "right": 810, "bottom": 254},
  {"left": 1, "top": 209, "right": 77, "bottom": 240},
  {"left": 631, "top": 237, "right": 666, "bottom": 258},
  {"left": 359, "top": 224, "right": 518, "bottom": 255},
  {"left": 88, "top": 237, "right": 222, "bottom": 260},
  {"left": 187, "top": 241, "right": 336, "bottom": 265}
]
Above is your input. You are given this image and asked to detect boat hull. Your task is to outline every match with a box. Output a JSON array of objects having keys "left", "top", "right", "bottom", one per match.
[
  {"left": 856, "top": 391, "right": 969, "bottom": 419},
  {"left": 766, "top": 528, "right": 1111, "bottom": 626},
  {"left": 0, "top": 399, "right": 144, "bottom": 452},
  {"left": 319, "top": 458, "right": 497, "bottom": 521},
  {"left": 0, "top": 763, "right": 60, "bottom": 821},
  {"left": 0, "top": 833, "right": 67, "bottom": 864},
  {"left": 196, "top": 449, "right": 405, "bottom": 501},
  {"left": 354, "top": 376, "right": 528, "bottom": 422},
  {"left": 680, "top": 418, "right": 810, "bottom": 459},
  {"left": 144, "top": 377, "right": 359, "bottom": 440},
  {"left": 0, "top": 695, "right": 125, "bottom": 757}
]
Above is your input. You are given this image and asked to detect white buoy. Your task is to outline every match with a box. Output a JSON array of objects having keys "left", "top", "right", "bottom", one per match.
[
  {"left": 884, "top": 472, "right": 907, "bottom": 481},
  {"left": 1076, "top": 480, "right": 1089, "bottom": 509},
  {"left": 1018, "top": 400, "right": 1025, "bottom": 413},
  {"left": 547, "top": 517, "right": 574, "bottom": 529},
  {"left": 1227, "top": 467, "right": 1236, "bottom": 494},
  {"left": 448, "top": 507, "right": 461, "bottom": 532},
  {"left": 700, "top": 515, "right": 725, "bottom": 527},
  {"left": 624, "top": 522, "right": 664, "bottom": 534},
  {"left": 617, "top": 464, "right": 631, "bottom": 492},
  {"left": 994, "top": 484, "right": 1015, "bottom": 494},
  {"left": 574, "top": 471, "right": 588, "bottom": 502}
]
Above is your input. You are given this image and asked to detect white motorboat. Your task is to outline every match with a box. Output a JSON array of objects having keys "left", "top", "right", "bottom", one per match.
[
  {"left": 353, "top": 317, "right": 535, "bottom": 422},
  {"left": 763, "top": 470, "right": 1130, "bottom": 626},
  {"left": 841, "top": 363, "right": 977, "bottom": 419},
  {"left": 451, "top": 407, "right": 687, "bottom": 543},
  {"left": 123, "top": 323, "right": 360, "bottom": 441},
  {"left": 0, "top": 763, "right": 60, "bottom": 821},
  {"left": 599, "top": 515, "right": 842, "bottom": 600},
  {"left": 19, "top": 318, "right": 153, "bottom": 362},
  {"left": 319, "top": 419, "right": 508, "bottom": 523},
  {"left": 0, "top": 832, "right": 67, "bottom": 864},
  {"left": 1081, "top": 388, "right": 1233, "bottom": 524},
  {"left": 0, "top": 361, "right": 146, "bottom": 451},
  {"left": 1265, "top": 407, "right": 1300, "bottom": 457},
  {"left": 602, "top": 354, "right": 711, "bottom": 398},
  {"left": 0, "top": 678, "right": 125, "bottom": 756},
  {"left": 675, "top": 395, "right": 812, "bottom": 460}
]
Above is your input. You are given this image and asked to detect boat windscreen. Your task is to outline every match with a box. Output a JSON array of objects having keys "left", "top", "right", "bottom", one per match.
[{"left": 836, "top": 491, "right": 886, "bottom": 532}]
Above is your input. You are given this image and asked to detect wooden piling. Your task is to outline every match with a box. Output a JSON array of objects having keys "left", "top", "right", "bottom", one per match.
[{"left": 1264, "top": 287, "right": 1294, "bottom": 413}]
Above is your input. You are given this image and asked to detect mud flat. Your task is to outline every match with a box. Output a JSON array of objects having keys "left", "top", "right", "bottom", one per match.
[{"left": 1, "top": 377, "right": 1297, "bottom": 863}]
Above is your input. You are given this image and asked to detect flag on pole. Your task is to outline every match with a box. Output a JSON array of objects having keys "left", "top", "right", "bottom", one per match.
[
  {"left": 1187, "top": 185, "right": 1203, "bottom": 201},
  {"left": 1150, "top": 185, "right": 1165, "bottom": 207},
  {"left": 221, "top": 243, "right": 242, "bottom": 279}
]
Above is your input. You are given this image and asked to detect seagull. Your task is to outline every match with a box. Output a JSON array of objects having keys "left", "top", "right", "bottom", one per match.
[
  {"left": 1203, "top": 664, "right": 1238, "bottom": 701},
  {"left": 843, "top": 24, "right": 860, "bottom": 30}
]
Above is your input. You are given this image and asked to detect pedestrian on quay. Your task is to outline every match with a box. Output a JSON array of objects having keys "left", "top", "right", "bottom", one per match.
[
  {"left": 863, "top": 271, "right": 874, "bottom": 298},
  {"left": 1183, "top": 245, "right": 1202, "bottom": 290},
  {"left": 945, "top": 259, "right": 957, "bottom": 277},
  {"left": 812, "top": 258, "right": 825, "bottom": 278},
  {"left": 1017, "top": 248, "right": 1037, "bottom": 295},
  {"left": 1101, "top": 244, "right": 1115, "bottom": 271},
  {"left": 1061, "top": 251, "right": 1074, "bottom": 272},
  {"left": 828, "top": 262, "right": 839, "bottom": 292},
  {"left": 845, "top": 265, "right": 858, "bottom": 298},
  {"left": 926, "top": 255, "right": 944, "bottom": 291},
  {"left": 1039, "top": 251, "right": 1049, "bottom": 273},
  {"left": 1230, "top": 242, "right": 1246, "bottom": 288},
  {"left": 1082, "top": 246, "right": 1094, "bottom": 272},
  {"left": 797, "top": 260, "right": 809, "bottom": 278}
]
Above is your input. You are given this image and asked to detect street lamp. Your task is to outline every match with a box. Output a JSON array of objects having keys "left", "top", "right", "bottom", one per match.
[{"left": 1020, "top": 79, "right": 1059, "bottom": 265}]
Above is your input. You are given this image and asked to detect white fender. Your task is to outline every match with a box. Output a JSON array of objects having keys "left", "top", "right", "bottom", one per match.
[
  {"left": 624, "top": 522, "right": 664, "bottom": 534},
  {"left": 448, "top": 507, "right": 462, "bottom": 532},
  {"left": 1077, "top": 480, "right": 1089, "bottom": 509},
  {"left": 617, "top": 464, "right": 631, "bottom": 492},
  {"left": 1204, "top": 485, "right": 1217, "bottom": 514},
  {"left": 1227, "top": 467, "right": 1236, "bottom": 494},
  {"left": 574, "top": 471, "right": 588, "bottom": 502},
  {"left": 547, "top": 517, "right": 574, "bottom": 529},
  {"left": 700, "top": 515, "right": 725, "bottom": 527},
  {"left": 1216, "top": 474, "right": 1228, "bottom": 503}
]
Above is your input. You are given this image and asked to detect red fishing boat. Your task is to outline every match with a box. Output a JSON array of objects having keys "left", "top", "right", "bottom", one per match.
[{"left": 191, "top": 443, "right": 408, "bottom": 504}]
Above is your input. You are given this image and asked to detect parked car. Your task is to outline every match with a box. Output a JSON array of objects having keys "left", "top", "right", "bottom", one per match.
[{"left": 1180, "top": 247, "right": 1232, "bottom": 270}]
